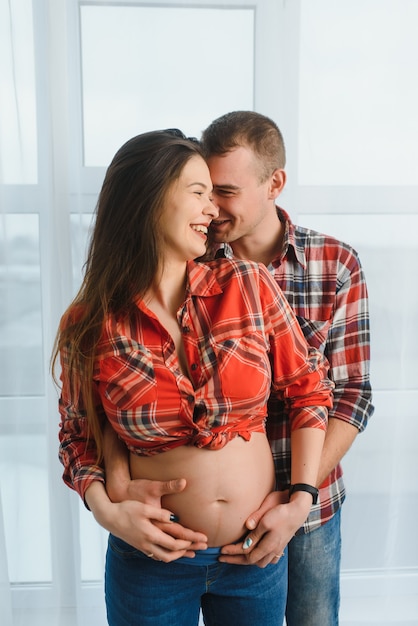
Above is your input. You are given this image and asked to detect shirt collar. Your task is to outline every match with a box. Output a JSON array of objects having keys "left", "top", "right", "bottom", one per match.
[
  {"left": 134, "top": 260, "right": 223, "bottom": 315},
  {"left": 186, "top": 259, "right": 223, "bottom": 297},
  {"left": 274, "top": 207, "right": 307, "bottom": 270}
]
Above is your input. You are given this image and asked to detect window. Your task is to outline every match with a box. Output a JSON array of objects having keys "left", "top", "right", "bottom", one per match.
[{"left": 0, "top": 0, "right": 280, "bottom": 618}]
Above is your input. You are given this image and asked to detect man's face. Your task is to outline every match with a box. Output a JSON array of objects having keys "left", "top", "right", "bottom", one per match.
[{"left": 206, "top": 146, "right": 274, "bottom": 244}]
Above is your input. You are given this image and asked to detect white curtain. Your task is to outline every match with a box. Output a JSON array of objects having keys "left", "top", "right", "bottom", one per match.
[
  {"left": 0, "top": 1, "right": 417, "bottom": 625},
  {"left": 0, "top": 489, "right": 13, "bottom": 626}
]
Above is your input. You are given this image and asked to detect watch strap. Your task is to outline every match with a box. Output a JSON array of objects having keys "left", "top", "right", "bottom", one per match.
[{"left": 289, "top": 483, "right": 319, "bottom": 505}]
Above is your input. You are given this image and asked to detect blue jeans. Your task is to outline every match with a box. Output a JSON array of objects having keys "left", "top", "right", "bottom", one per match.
[
  {"left": 105, "top": 535, "right": 287, "bottom": 625},
  {"left": 286, "top": 508, "right": 341, "bottom": 626}
]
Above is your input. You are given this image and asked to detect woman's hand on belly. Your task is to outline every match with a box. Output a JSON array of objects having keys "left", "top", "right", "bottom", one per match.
[
  {"left": 102, "top": 422, "right": 208, "bottom": 559},
  {"left": 218, "top": 489, "right": 313, "bottom": 568},
  {"left": 86, "top": 481, "right": 208, "bottom": 563}
]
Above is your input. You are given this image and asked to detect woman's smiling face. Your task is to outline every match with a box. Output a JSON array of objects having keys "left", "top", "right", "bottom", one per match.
[{"left": 160, "top": 155, "right": 218, "bottom": 263}]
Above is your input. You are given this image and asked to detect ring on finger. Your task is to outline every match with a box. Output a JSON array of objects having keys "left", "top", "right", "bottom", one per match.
[{"left": 147, "top": 552, "right": 154, "bottom": 559}]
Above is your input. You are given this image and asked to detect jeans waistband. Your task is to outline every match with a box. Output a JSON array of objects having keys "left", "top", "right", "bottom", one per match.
[
  {"left": 109, "top": 534, "right": 222, "bottom": 566},
  {"left": 174, "top": 546, "right": 221, "bottom": 566}
]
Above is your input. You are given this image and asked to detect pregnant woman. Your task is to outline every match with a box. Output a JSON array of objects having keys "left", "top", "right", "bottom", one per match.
[{"left": 53, "top": 129, "right": 333, "bottom": 625}]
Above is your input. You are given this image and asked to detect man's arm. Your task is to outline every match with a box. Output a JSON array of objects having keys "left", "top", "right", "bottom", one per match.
[
  {"left": 103, "top": 419, "right": 135, "bottom": 502},
  {"left": 103, "top": 421, "right": 187, "bottom": 504},
  {"left": 316, "top": 418, "right": 358, "bottom": 486},
  {"left": 316, "top": 247, "right": 374, "bottom": 484}
]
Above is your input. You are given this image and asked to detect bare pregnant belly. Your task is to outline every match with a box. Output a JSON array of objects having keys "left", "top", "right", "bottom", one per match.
[{"left": 129, "top": 432, "right": 275, "bottom": 546}]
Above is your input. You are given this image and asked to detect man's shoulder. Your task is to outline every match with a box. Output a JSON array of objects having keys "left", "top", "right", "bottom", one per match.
[{"left": 293, "top": 221, "right": 361, "bottom": 264}]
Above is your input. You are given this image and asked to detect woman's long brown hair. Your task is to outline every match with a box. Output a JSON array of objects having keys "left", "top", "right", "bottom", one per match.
[{"left": 51, "top": 130, "right": 205, "bottom": 460}]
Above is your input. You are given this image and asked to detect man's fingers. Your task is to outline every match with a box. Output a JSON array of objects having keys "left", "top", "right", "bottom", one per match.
[
  {"left": 245, "top": 491, "right": 288, "bottom": 530},
  {"left": 160, "top": 478, "right": 187, "bottom": 495},
  {"left": 127, "top": 478, "right": 187, "bottom": 502}
]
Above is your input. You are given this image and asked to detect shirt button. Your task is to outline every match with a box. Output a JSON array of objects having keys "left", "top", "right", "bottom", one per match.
[
  {"left": 183, "top": 326, "right": 190, "bottom": 333},
  {"left": 191, "top": 363, "right": 198, "bottom": 371},
  {"left": 187, "top": 395, "right": 194, "bottom": 403}
]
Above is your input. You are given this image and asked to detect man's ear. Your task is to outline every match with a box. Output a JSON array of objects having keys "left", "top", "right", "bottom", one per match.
[{"left": 269, "top": 168, "right": 286, "bottom": 199}]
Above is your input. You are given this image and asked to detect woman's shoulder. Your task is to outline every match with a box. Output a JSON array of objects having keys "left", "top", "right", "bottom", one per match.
[
  {"left": 191, "top": 258, "right": 274, "bottom": 302},
  {"left": 59, "top": 302, "right": 85, "bottom": 329},
  {"left": 206, "top": 258, "right": 275, "bottom": 296}
]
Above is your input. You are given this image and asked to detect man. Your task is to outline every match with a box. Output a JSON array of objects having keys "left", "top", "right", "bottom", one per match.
[{"left": 199, "top": 110, "right": 374, "bottom": 625}]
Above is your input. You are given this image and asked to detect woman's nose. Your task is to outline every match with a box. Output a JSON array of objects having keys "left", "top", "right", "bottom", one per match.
[{"left": 204, "top": 196, "right": 219, "bottom": 219}]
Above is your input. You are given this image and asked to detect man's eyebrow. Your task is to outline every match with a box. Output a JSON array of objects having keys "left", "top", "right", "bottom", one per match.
[{"left": 213, "top": 184, "right": 241, "bottom": 191}]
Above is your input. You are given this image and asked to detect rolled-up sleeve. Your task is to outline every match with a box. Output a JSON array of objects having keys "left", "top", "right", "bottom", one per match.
[
  {"left": 58, "top": 346, "right": 105, "bottom": 502},
  {"left": 326, "top": 251, "right": 373, "bottom": 432}
]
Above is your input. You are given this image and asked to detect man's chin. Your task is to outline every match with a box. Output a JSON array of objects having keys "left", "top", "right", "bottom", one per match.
[{"left": 210, "top": 230, "right": 232, "bottom": 244}]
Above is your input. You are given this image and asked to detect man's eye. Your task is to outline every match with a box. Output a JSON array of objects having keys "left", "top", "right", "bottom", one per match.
[{"left": 217, "top": 190, "right": 234, "bottom": 197}]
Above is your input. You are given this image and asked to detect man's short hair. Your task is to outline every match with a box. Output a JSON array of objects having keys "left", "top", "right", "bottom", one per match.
[{"left": 201, "top": 110, "right": 286, "bottom": 181}]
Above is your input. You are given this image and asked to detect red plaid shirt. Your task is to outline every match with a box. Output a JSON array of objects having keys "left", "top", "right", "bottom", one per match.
[
  {"left": 58, "top": 257, "right": 333, "bottom": 501},
  {"left": 221, "top": 209, "right": 374, "bottom": 533}
]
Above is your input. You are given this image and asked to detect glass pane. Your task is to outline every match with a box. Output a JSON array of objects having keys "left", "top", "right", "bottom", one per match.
[
  {"left": 299, "top": 212, "right": 418, "bottom": 572},
  {"left": 298, "top": 0, "right": 418, "bottom": 185},
  {"left": 79, "top": 502, "right": 108, "bottom": 582},
  {"left": 0, "top": 429, "right": 52, "bottom": 582},
  {"left": 297, "top": 213, "right": 418, "bottom": 390},
  {"left": 81, "top": 5, "right": 254, "bottom": 166},
  {"left": 71, "top": 212, "right": 109, "bottom": 582},
  {"left": 70, "top": 213, "right": 94, "bottom": 294},
  {"left": 0, "top": 0, "right": 37, "bottom": 184},
  {"left": 0, "top": 214, "right": 43, "bottom": 396},
  {"left": 342, "top": 389, "right": 418, "bottom": 570}
]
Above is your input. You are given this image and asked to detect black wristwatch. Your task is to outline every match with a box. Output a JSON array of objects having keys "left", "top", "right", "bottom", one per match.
[{"left": 289, "top": 483, "right": 319, "bottom": 505}]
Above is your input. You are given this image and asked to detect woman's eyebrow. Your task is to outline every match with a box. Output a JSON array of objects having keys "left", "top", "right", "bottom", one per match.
[{"left": 187, "top": 181, "right": 212, "bottom": 189}]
